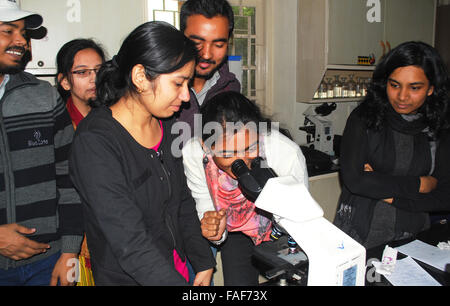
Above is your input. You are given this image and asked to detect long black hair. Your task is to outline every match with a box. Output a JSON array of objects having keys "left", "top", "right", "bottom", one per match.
[
  {"left": 56, "top": 39, "right": 106, "bottom": 101},
  {"left": 200, "top": 91, "right": 271, "bottom": 145},
  {"left": 93, "top": 21, "right": 197, "bottom": 107},
  {"left": 360, "top": 41, "right": 450, "bottom": 136}
]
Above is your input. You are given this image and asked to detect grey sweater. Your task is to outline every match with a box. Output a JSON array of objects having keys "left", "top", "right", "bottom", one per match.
[{"left": 0, "top": 72, "right": 83, "bottom": 270}]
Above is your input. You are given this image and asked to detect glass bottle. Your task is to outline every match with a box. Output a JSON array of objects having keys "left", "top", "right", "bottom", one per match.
[
  {"left": 356, "top": 77, "right": 362, "bottom": 97},
  {"left": 318, "top": 79, "right": 328, "bottom": 99},
  {"left": 366, "top": 78, "right": 372, "bottom": 96},
  {"left": 326, "top": 77, "right": 334, "bottom": 98},
  {"left": 361, "top": 78, "right": 368, "bottom": 97},
  {"left": 333, "top": 75, "right": 342, "bottom": 98},
  {"left": 341, "top": 76, "right": 348, "bottom": 98},
  {"left": 347, "top": 74, "right": 357, "bottom": 98},
  {"left": 313, "top": 89, "right": 319, "bottom": 99}
]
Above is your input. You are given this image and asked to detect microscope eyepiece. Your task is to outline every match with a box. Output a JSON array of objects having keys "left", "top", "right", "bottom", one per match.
[
  {"left": 231, "top": 158, "right": 278, "bottom": 203},
  {"left": 251, "top": 157, "right": 264, "bottom": 169},
  {"left": 231, "top": 159, "right": 250, "bottom": 178}
]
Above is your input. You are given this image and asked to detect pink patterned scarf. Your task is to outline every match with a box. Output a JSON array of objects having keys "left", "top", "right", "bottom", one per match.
[{"left": 203, "top": 154, "right": 272, "bottom": 245}]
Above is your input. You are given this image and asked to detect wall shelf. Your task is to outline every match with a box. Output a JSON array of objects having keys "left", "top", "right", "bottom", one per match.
[
  {"left": 326, "top": 65, "right": 376, "bottom": 71},
  {"left": 296, "top": 0, "right": 436, "bottom": 104},
  {"left": 306, "top": 97, "right": 365, "bottom": 104}
]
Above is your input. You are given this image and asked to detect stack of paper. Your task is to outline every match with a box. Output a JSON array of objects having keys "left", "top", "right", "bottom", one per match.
[
  {"left": 384, "top": 256, "right": 441, "bottom": 286},
  {"left": 396, "top": 240, "right": 450, "bottom": 272},
  {"left": 378, "top": 239, "right": 450, "bottom": 286}
]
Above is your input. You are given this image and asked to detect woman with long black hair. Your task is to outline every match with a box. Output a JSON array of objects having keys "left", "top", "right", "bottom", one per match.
[
  {"left": 69, "top": 21, "right": 215, "bottom": 285},
  {"left": 334, "top": 41, "right": 450, "bottom": 249},
  {"left": 55, "top": 39, "right": 106, "bottom": 286}
]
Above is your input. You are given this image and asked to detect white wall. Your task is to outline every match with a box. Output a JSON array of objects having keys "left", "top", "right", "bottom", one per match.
[
  {"left": 21, "top": 0, "right": 146, "bottom": 74},
  {"left": 264, "top": 0, "right": 298, "bottom": 138},
  {"left": 264, "top": 0, "right": 357, "bottom": 146}
]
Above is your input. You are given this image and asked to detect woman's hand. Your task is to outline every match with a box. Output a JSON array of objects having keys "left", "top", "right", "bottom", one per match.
[
  {"left": 193, "top": 268, "right": 214, "bottom": 286},
  {"left": 50, "top": 253, "right": 78, "bottom": 286},
  {"left": 200, "top": 209, "right": 227, "bottom": 241},
  {"left": 419, "top": 176, "right": 438, "bottom": 193},
  {"left": 364, "top": 163, "right": 394, "bottom": 204}
]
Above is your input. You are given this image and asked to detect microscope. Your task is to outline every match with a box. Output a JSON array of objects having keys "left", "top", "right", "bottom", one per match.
[
  {"left": 232, "top": 158, "right": 366, "bottom": 286},
  {"left": 299, "top": 103, "right": 337, "bottom": 156}
]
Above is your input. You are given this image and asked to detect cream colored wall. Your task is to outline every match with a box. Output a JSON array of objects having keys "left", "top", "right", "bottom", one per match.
[
  {"left": 264, "top": 0, "right": 298, "bottom": 137},
  {"left": 21, "top": 0, "right": 146, "bottom": 73},
  {"left": 264, "top": 0, "right": 358, "bottom": 146}
]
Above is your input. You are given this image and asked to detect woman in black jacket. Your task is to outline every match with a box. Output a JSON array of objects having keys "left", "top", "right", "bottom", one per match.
[
  {"left": 69, "top": 21, "right": 215, "bottom": 285},
  {"left": 334, "top": 41, "right": 450, "bottom": 249}
]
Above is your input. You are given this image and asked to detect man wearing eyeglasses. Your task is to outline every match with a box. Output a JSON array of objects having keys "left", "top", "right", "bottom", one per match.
[{"left": 0, "top": 0, "right": 83, "bottom": 286}]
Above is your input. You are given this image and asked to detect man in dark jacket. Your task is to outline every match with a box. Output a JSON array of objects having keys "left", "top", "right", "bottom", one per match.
[
  {"left": 0, "top": 1, "right": 83, "bottom": 286},
  {"left": 175, "top": 0, "right": 241, "bottom": 285},
  {"left": 176, "top": 0, "right": 241, "bottom": 136}
]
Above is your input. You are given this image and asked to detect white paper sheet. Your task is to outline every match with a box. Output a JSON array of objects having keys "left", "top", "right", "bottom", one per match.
[
  {"left": 396, "top": 240, "right": 450, "bottom": 272},
  {"left": 385, "top": 256, "right": 441, "bottom": 286}
]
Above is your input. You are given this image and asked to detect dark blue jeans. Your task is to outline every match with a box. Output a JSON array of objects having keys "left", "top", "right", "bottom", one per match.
[
  {"left": 187, "top": 246, "right": 217, "bottom": 285},
  {"left": 0, "top": 252, "right": 60, "bottom": 286}
]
